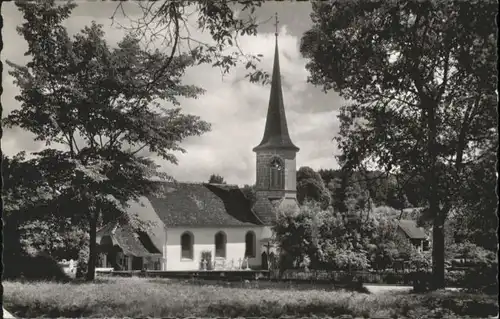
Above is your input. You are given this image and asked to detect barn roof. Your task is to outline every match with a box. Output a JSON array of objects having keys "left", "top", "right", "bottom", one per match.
[{"left": 397, "top": 219, "right": 427, "bottom": 239}]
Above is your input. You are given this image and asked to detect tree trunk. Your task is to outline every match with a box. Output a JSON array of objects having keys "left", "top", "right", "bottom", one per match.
[
  {"left": 431, "top": 209, "right": 446, "bottom": 289},
  {"left": 85, "top": 209, "right": 99, "bottom": 281},
  {"left": 425, "top": 99, "right": 446, "bottom": 290}
]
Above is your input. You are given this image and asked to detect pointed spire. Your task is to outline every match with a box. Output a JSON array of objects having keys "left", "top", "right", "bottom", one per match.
[{"left": 253, "top": 13, "right": 299, "bottom": 153}]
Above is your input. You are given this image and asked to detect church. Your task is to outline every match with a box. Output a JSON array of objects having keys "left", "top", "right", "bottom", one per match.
[{"left": 96, "top": 25, "right": 300, "bottom": 272}]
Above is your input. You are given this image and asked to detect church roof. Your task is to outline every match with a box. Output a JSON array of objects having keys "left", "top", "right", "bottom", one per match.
[
  {"left": 147, "top": 182, "right": 263, "bottom": 227},
  {"left": 96, "top": 182, "right": 274, "bottom": 254},
  {"left": 253, "top": 35, "right": 299, "bottom": 152}
]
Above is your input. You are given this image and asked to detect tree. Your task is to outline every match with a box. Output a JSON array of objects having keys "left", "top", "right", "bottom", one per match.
[
  {"left": 451, "top": 148, "right": 497, "bottom": 251},
  {"left": 2, "top": 152, "right": 53, "bottom": 261},
  {"left": 386, "top": 182, "right": 411, "bottom": 212},
  {"left": 3, "top": 153, "right": 87, "bottom": 262},
  {"left": 4, "top": 1, "right": 210, "bottom": 280},
  {"left": 111, "top": 0, "right": 269, "bottom": 86},
  {"left": 320, "top": 168, "right": 348, "bottom": 213},
  {"left": 296, "top": 166, "right": 331, "bottom": 209},
  {"left": 273, "top": 201, "right": 323, "bottom": 272},
  {"left": 301, "top": 1, "right": 497, "bottom": 289},
  {"left": 241, "top": 184, "right": 257, "bottom": 206},
  {"left": 19, "top": 218, "right": 89, "bottom": 261},
  {"left": 208, "top": 173, "right": 226, "bottom": 184},
  {"left": 2, "top": 153, "right": 78, "bottom": 280}
]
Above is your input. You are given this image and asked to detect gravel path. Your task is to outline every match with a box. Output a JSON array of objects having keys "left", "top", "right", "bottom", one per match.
[{"left": 364, "top": 284, "right": 462, "bottom": 294}]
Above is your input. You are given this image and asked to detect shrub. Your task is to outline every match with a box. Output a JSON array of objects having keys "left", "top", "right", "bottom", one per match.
[
  {"left": 200, "top": 251, "right": 213, "bottom": 270},
  {"left": 411, "top": 271, "right": 433, "bottom": 292},
  {"left": 76, "top": 246, "right": 89, "bottom": 279},
  {"left": 424, "top": 291, "right": 499, "bottom": 317},
  {"left": 463, "top": 262, "right": 498, "bottom": 293},
  {"left": 383, "top": 272, "right": 402, "bottom": 284},
  {"left": 3, "top": 252, "right": 70, "bottom": 282},
  {"left": 19, "top": 220, "right": 89, "bottom": 261},
  {"left": 445, "top": 270, "right": 466, "bottom": 287}
]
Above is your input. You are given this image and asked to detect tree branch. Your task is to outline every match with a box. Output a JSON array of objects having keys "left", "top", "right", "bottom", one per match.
[
  {"left": 144, "top": 2, "right": 180, "bottom": 94},
  {"left": 130, "top": 143, "right": 149, "bottom": 156}
]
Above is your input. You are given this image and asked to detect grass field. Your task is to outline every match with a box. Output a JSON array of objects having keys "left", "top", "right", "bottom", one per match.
[{"left": 3, "top": 277, "right": 497, "bottom": 318}]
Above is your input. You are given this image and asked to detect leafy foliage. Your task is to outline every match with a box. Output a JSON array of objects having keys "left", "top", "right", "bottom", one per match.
[
  {"left": 112, "top": 0, "right": 270, "bottom": 85},
  {"left": 273, "top": 202, "right": 321, "bottom": 272},
  {"left": 208, "top": 173, "right": 226, "bottom": 184},
  {"left": 4, "top": 0, "right": 211, "bottom": 280},
  {"left": 296, "top": 166, "right": 331, "bottom": 209},
  {"left": 318, "top": 168, "right": 415, "bottom": 214},
  {"left": 3, "top": 252, "right": 70, "bottom": 282},
  {"left": 76, "top": 244, "right": 90, "bottom": 279},
  {"left": 241, "top": 184, "right": 257, "bottom": 206},
  {"left": 273, "top": 201, "right": 427, "bottom": 273},
  {"left": 301, "top": 0, "right": 497, "bottom": 288},
  {"left": 199, "top": 251, "right": 213, "bottom": 270},
  {"left": 20, "top": 219, "right": 88, "bottom": 261},
  {"left": 450, "top": 150, "right": 497, "bottom": 251}
]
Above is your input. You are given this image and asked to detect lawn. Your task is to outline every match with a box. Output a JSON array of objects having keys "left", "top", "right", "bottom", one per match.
[{"left": 3, "top": 277, "right": 497, "bottom": 318}]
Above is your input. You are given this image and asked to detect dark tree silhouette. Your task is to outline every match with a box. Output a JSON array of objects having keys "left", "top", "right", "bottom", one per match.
[
  {"left": 301, "top": 1, "right": 496, "bottom": 288},
  {"left": 208, "top": 174, "right": 226, "bottom": 184},
  {"left": 5, "top": 0, "right": 210, "bottom": 280}
]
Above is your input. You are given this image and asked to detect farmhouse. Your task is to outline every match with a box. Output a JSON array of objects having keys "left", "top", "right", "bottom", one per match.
[{"left": 96, "top": 31, "right": 300, "bottom": 271}]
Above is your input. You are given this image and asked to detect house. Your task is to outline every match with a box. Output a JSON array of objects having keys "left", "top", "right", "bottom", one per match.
[
  {"left": 96, "top": 29, "right": 300, "bottom": 271},
  {"left": 396, "top": 219, "right": 430, "bottom": 252},
  {"left": 96, "top": 220, "right": 162, "bottom": 271}
]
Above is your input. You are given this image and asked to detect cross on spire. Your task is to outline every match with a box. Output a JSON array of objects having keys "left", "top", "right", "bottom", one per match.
[{"left": 274, "top": 12, "right": 279, "bottom": 37}]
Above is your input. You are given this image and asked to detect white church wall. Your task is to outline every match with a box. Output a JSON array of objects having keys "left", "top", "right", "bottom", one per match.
[{"left": 165, "top": 226, "right": 265, "bottom": 271}]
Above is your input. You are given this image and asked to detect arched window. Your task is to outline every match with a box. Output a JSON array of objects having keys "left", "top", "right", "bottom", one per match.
[
  {"left": 269, "top": 157, "right": 285, "bottom": 189},
  {"left": 215, "top": 231, "right": 227, "bottom": 258},
  {"left": 245, "top": 231, "right": 256, "bottom": 258},
  {"left": 181, "top": 232, "right": 194, "bottom": 260}
]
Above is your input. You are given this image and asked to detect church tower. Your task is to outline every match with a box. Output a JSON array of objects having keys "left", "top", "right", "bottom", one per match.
[{"left": 252, "top": 14, "right": 299, "bottom": 223}]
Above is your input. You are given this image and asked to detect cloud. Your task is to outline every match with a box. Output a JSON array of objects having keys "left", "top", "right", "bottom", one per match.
[{"left": 1, "top": 2, "right": 344, "bottom": 186}]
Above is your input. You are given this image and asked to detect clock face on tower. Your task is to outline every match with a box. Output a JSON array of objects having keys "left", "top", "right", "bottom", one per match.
[
  {"left": 269, "top": 157, "right": 284, "bottom": 189},
  {"left": 271, "top": 157, "right": 283, "bottom": 170}
]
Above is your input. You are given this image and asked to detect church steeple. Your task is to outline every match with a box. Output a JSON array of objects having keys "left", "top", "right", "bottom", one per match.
[{"left": 253, "top": 13, "right": 299, "bottom": 153}]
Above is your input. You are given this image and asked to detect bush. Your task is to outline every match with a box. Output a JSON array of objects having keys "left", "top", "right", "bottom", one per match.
[
  {"left": 463, "top": 262, "right": 498, "bottom": 293},
  {"left": 445, "top": 270, "right": 466, "bottom": 287},
  {"left": 378, "top": 270, "right": 404, "bottom": 284},
  {"left": 76, "top": 246, "right": 89, "bottom": 279},
  {"left": 409, "top": 271, "right": 433, "bottom": 292},
  {"left": 200, "top": 251, "right": 213, "bottom": 270},
  {"left": 3, "top": 252, "right": 70, "bottom": 282},
  {"left": 424, "top": 291, "right": 499, "bottom": 317}
]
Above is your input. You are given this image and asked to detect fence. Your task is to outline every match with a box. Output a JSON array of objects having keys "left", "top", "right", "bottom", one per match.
[
  {"left": 274, "top": 269, "right": 470, "bottom": 287},
  {"left": 275, "top": 269, "right": 412, "bottom": 285},
  {"left": 106, "top": 269, "right": 269, "bottom": 281}
]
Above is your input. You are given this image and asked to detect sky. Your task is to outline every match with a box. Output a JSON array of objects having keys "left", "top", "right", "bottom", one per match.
[{"left": 1, "top": 1, "right": 346, "bottom": 186}]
